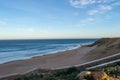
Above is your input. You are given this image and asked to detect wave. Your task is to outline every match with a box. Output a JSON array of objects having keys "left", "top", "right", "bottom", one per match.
[{"left": 0, "top": 39, "right": 97, "bottom": 64}]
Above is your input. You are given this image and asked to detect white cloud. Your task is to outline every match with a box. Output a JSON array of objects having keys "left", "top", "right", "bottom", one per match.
[
  {"left": 97, "top": 0, "right": 108, "bottom": 3},
  {"left": 99, "top": 5, "right": 112, "bottom": 10},
  {"left": 70, "top": 0, "right": 96, "bottom": 8},
  {"left": 88, "top": 9, "right": 98, "bottom": 15},
  {"left": 69, "top": 0, "right": 113, "bottom": 8},
  {"left": 75, "top": 17, "right": 96, "bottom": 27},
  {"left": 69, "top": 0, "right": 120, "bottom": 16},
  {"left": 88, "top": 5, "right": 112, "bottom": 15},
  {"left": 81, "top": 17, "right": 95, "bottom": 23},
  {"left": 112, "top": 1, "right": 120, "bottom": 6}
]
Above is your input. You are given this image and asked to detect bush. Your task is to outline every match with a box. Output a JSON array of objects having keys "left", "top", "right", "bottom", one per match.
[
  {"left": 104, "top": 67, "right": 120, "bottom": 76},
  {"left": 15, "top": 63, "right": 120, "bottom": 80},
  {"left": 54, "top": 67, "right": 79, "bottom": 77},
  {"left": 43, "top": 75, "right": 55, "bottom": 80},
  {"left": 15, "top": 74, "right": 41, "bottom": 80},
  {"left": 66, "top": 67, "right": 78, "bottom": 74}
]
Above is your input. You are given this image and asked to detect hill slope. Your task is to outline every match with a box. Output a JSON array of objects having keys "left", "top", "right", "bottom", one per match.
[{"left": 84, "top": 38, "right": 120, "bottom": 60}]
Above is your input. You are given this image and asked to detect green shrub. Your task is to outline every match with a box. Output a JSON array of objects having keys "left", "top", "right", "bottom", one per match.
[
  {"left": 15, "top": 62, "right": 120, "bottom": 80},
  {"left": 59, "top": 71, "right": 79, "bottom": 80},
  {"left": 43, "top": 75, "right": 55, "bottom": 80},
  {"left": 104, "top": 67, "right": 120, "bottom": 76},
  {"left": 66, "top": 67, "right": 78, "bottom": 74},
  {"left": 15, "top": 74, "right": 41, "bottom": 80},
  {"left": 54, "top": 67, "right": 79, "bottom": 77}
]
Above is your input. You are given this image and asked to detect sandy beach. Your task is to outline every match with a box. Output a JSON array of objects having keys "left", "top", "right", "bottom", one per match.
[
  {"left": 0, "top": 46, "right": 96, "bottom": 78},
  {"left": 0, "top": 38, "right": 120, "bottom": 79}
]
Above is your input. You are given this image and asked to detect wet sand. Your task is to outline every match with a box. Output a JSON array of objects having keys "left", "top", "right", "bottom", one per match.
[{"left": 0, "top": 46, "right": 95, "bottom": 78}]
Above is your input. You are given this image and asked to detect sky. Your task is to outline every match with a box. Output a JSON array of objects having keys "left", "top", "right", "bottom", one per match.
[{"left": 0, "top": 0, "right": 120, "bottom": 39}]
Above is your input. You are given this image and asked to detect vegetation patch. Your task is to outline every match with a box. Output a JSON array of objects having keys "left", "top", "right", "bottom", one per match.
[{"left": 13, "top": 62, "right": 120, "bottom": 80}]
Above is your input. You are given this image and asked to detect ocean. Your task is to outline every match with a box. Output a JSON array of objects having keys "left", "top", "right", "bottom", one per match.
[{"left": 0, "top": 39, "right": 97, "bottom": 64}]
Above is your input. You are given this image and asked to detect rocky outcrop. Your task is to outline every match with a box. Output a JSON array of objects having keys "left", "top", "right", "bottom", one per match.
[
  {"left": 91, "top": 71, "right": 110, "bottom": 80},
  {"left": 76, "top": 71, "right": 110, "bottom": 80},
  {"left": 76, "top": 71, "right": 91, "bottom": 80}
]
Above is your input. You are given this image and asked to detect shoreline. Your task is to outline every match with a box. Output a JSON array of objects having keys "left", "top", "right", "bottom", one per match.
[
  {"left": 0, "top": 38, "right": 119, "bottom": 79},
  {"left": 0, "top": 43, "right": 83, "bottom": 65},
  {"left": 0, "top": 39, "right": 96, "bottom": 65},
  {"left": 0, "top": 44, "right": 82, "bottom": 65},
  {"left": 1, "top": 45, "right": 89, "bottom": 65},
  {"left": 0, "top": 46, "right": 95, "bottom": 78}
]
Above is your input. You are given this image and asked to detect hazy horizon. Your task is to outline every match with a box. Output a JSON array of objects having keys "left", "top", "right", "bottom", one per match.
[
  {"left": 0, "top": 0, "right": 120, "bottom": 39},
  {"left": 0, "top": 38, "right": 99, "bottom": 40}
]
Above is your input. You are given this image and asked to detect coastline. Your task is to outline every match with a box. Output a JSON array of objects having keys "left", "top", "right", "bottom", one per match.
[
  {"left": 0, "top": 38, "right": 119, "bottom": 79},
  {"left": 0, "top": 39, "right": 97, "bottom": 64},
  {"left": 0, "top": 46, "right": 95, "bottom": 78},
  {"left": 0, "top": 40, "right": 94, "bottom": 64},
  {"left": 0, "top": 44, "right": 82, "bottom": 65}
]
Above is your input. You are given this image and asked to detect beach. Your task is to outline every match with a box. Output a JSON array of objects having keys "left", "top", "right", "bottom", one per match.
[
  {"left": 0, "top": 38, "right": 120, "bottom": 79},
  {"left": 0, "top": 46, "right": 96, "bottom": 78}
]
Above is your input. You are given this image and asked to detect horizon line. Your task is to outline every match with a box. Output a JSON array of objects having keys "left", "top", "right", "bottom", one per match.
[
  {"left": 0, "top": 38, "right": 100, "bottom": 40},
  {"left": 0, "top": 37, "right": 119, "bottom": 40}
]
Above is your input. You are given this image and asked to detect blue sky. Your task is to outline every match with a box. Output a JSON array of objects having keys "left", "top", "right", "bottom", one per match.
[{"left": 0, "top": 0, "right": 120, "bottom": 39}]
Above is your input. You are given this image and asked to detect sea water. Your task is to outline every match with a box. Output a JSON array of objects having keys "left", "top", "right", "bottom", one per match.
[{"left": 0, "top": 39, "right": 97, "bottom": 64}]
